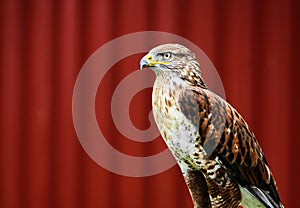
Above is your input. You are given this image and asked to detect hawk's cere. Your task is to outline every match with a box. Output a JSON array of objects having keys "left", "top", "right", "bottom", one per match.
[{"left": 139, "top": 44, "right": 284, "bottom": 208}]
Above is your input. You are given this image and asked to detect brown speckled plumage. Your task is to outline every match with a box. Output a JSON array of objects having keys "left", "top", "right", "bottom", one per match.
[{"left": 140, "top": 44, "right": 284, "bottom": 208}]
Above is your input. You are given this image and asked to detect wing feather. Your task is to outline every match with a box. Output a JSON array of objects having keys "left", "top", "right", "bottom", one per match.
[{"left": 178, "top": 87, "right": 283, "bottom": 208}]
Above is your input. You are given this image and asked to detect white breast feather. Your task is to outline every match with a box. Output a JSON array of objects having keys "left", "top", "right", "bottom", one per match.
[{"left": 152, "top": 76, "right": 205, "bottom": 174}]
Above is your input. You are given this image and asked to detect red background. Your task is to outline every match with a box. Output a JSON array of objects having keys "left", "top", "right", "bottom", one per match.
[{"left": 1, "top": 0, "right": 299, "bottom": 207}]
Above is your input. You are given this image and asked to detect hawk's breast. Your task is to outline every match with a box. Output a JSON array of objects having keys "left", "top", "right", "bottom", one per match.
[{"left": 152, "top": 76, "right": 203, "bottom": 172}]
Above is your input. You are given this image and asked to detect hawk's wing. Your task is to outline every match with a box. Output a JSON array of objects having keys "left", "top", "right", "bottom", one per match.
[{"left": 178, "top": 87, "right": 282, "bottom": 208}]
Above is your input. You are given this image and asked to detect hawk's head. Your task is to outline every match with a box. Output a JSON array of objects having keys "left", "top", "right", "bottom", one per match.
[{"left": 140, "top": 43, "right": 206, "bottom": 87}]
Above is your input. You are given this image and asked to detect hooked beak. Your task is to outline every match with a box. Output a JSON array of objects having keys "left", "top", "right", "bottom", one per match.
[
  {"left": 139, "top": 54, "right": 152, "bottom": 71},
  {"left": 139, "top": 53, "right": 170, "bottom": 71}
]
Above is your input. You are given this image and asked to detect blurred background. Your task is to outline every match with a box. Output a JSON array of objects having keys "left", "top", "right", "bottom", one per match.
[{"left": 0, "top": 0, "right": 299, "bottom": 207}]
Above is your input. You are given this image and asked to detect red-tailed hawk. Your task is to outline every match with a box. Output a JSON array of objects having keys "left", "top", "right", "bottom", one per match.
[{"left": 140, "top": 44, "right": 284, "bottom": 208}]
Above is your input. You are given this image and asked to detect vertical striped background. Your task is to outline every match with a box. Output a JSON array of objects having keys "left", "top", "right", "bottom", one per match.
[{"left": 0, "top": 0, "right": 299, "bottom": 207}]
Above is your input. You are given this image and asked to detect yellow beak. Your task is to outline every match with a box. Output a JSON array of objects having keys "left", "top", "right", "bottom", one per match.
[{"left": 139, "top": 54, "right": 170, "bottom": 70}]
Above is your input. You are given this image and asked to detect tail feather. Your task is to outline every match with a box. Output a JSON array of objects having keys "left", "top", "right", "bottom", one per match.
[
  {"left": 249, "top": 186, "right": 284, "bottom": 208},
  {"left": 240, "top": 186, "right": 284, "bottom": 208}
]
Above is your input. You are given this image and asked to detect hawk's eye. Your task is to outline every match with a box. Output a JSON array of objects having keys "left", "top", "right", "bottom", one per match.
[{"left": 163, "top": 52, "right": 171, "bottom": 59}]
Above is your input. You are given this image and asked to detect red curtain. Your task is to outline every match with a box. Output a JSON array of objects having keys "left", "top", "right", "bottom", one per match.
[{"left": 1, "top": 0, "right": 299, "bottom": 207}]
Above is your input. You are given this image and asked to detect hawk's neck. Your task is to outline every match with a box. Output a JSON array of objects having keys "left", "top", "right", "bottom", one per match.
[{"left": 152, "top": 73, "right": 189, "bottom": 93}]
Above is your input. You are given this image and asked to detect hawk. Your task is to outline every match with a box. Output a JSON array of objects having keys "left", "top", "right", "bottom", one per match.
[{"left": 139, "top": 44, "right": 284, "bottom": 208}]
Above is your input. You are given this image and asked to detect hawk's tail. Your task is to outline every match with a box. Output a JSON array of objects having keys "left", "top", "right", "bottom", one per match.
[{"left": 240, "top": 186, "right": 284, "bottom": 208}]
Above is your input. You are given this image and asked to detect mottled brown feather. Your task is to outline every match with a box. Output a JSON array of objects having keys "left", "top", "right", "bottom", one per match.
[{"left": 178, "top": 87, "right": 281, "bottom": 207}]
